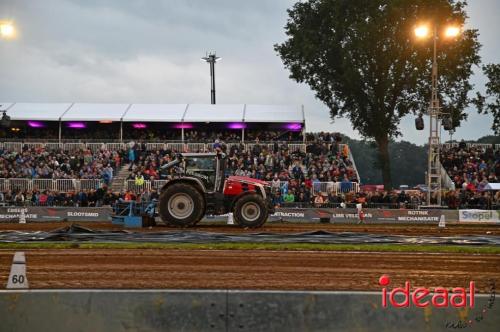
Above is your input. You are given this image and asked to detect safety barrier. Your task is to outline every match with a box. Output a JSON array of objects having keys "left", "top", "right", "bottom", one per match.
[
  {"left": 0, "top": 178, "right": 360, "bottom": 196},
  {"left": 0, "top": 178, "right": 104, "bottom": 192},
  {"left": 123, "top": 180, "right": 166, "bottom": 192},
  {"left": 1, "top": 140, "right": 497, "bottom": 153},
  {"left": 125, "top": 180, "right": 152, "bottom": 193},
  {"left": 311, "top": 181, "right": 360, "bottom": 195},
  {"left": 145, "top": 143, "right": 165, "bottom": 151},
  {"left": 166, "top": 142, "right": 185, "bottom": 152},
  {"left": 0, "top": 141, "right": 313, "bottom": 154},
  {"left": 0, "top": 290, "right": 497, "bottom": 332},
  {"left": 442, "top": 142, "right": 500, "bottom": 150}
]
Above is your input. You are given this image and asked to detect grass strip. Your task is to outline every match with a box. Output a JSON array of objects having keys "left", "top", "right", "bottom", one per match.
[{"left": 0, "top": 242, "right": 498, "bottom": 254}]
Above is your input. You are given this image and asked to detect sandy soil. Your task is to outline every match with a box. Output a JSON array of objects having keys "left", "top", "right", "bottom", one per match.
[{"left": 0, "top": 249, "right": 498, "bottom": 292}]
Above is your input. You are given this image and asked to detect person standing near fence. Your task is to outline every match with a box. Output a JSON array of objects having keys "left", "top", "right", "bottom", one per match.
[
  {"left": 128, "top": 144, "right": 136, "bottom": 171},
  {"left": 356, "top": 203, "right": 365, "bottom": 224},
  {"left": 135, "top": 173, "right": 145, "bottom": 187}
]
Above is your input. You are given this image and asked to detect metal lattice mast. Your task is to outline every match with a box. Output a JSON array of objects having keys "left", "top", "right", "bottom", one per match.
[{"left": 427, "top": 26, "right": 442, "bottom": 206}]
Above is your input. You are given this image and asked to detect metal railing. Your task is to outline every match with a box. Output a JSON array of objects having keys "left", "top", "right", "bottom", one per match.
[
  {"left": 0, "top": 141, "right": 311, "bottom": 154},
  {"left": 124, "top": 180, "right": 167, "bottom": 192},
  {"left": 0, "top": 178, "right": 104, "bottom": 192},
  {"left": 279, "top": 202, "right": 422, "bottom": 209},
  {"left": 311, "top": 181, "right": 361, "bottom": 195},
  {"left": 442, "top": 143, "right": 500, "bottom": 150}
]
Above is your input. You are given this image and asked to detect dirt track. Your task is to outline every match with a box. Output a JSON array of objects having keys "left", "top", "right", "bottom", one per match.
[
  {"left": 0, "top": 221, "right": 499, "bottom": 236},
  {"left": 0, "top": 249, "right": 499, "bottom": 292},
  {"left": 0, "top": 222, "right": 498, "bottom": 291}
]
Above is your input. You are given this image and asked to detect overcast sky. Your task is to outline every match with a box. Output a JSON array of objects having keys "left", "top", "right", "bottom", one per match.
[{"left": 0, "top": 0, "right": 497, "bottom": 144}]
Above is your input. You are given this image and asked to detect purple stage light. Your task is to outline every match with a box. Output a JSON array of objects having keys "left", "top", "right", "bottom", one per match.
[
  {"left": 227, "top": 123, "right": 246, "bottom": 129},
  {"left": 27, "top": 121, "right": 45, "bottom": 128},
  {"left": 132, "top": 123, "right": 147, "bottom": 129},
  {"left": 67, "top": 122, "right": 86, "bottom": 129},
  {"left": 285, "top": 123, "right": 302, "bottom": 131},
  {"left": 173, "top": 123, "right": 193, "bottom": 129}
]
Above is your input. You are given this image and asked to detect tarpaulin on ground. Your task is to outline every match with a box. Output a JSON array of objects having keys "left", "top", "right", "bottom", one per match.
[{"left": 0, "top": 224, "right": 498, "bottom": 245}]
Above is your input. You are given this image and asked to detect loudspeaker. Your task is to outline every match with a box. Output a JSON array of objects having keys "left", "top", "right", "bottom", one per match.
[
  {"left": 415, "top": 116, "right": 424, "bottom": 130},
  {"left": 443, "top": 117, "right": 453, "bottom": 131}
]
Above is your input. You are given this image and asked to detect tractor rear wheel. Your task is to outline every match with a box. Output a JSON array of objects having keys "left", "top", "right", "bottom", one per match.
[
  {"left": 233, "top": 194, "right": 268, "bottom": 228},
  {"left": 159, "top": 183, "right": 205, "bottom": 227}
]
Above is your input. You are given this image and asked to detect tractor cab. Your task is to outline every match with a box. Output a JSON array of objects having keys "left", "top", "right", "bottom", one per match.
[{"left": 162, "top": 153, "right": 225, "bottom": 193}]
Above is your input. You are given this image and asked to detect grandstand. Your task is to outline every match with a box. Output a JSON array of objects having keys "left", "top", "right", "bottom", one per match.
[
  {"left": 440, "top": 142, "right": 499, "bottom": 209},
  {"left": 0, "top": 102, "right": 364, "bottom": 207},
  {"left": 1, "top": 103, "right": 498, "bottom": 210}
]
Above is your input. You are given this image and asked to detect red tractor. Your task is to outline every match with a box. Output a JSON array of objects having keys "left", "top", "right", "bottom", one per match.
[{"left": 158, "top": 153, "right": 274, "bottom": 228}]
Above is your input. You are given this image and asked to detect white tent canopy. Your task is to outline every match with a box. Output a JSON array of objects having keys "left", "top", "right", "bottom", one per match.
[
  {"left": 0, "top": 103, "right": 14, "bottom": 112},
  {"left": 123, "top": 104, "right": 188, "bottom": 122},
  {"left": 4, "top": 103, "right": 305, "bottom": 124},
  {"left": 62, "top": 103, "right": 130, "bottom": 121},
  {"left": 244, "top": 104, "right": 304, "bottom": 123},
  {"left": 183, "top": 104, "right": 245, "bottom": 123},
  {"left": 5, "top": 103, "right": 73, "bottom": 121}
]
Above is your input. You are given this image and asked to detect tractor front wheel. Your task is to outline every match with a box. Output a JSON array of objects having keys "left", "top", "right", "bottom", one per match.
[{"left": 233, "top": 194, "right": 268, "bottom": 228}]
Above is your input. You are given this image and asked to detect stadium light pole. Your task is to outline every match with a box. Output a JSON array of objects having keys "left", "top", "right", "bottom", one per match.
[
  {"left": 414, "top": 23, "right": 460, "bottom": 206},
  {"left": 202, "top": 52, "right": 221, "bottom": 104}
]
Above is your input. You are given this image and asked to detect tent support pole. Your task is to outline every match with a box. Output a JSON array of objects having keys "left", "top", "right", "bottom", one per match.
[
  {"left": 303, "top": 122, "right": 306, "bottom": 143},
  {"left": 120, "top": 121, "right": 123, "bottom": 142},
  {"left": 181, "top": 128, "right": 184, "bottom": 143},
  {"left": 58, "top": 121, "right": 62, "bottom": 143},
  {"left": 242, "top": 128, "right": 245, "bottom": 143}
]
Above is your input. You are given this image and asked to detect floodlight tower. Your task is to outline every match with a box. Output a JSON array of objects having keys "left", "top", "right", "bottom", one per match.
[
  {"left": 202, "top": 52, "right": 221, "bottom": 104},
  {"left": 414, "top": 24, "right": 460, "bottom": 206}
]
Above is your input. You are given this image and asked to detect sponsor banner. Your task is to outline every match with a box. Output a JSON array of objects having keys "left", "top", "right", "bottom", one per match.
[
  {"left": 271, "top": 208, "right": 459, "bottom": 223},
  {"left": 0, "top": 207, "right": 112, "bottom": 222},
  {"left": 0, "top": 206, "right": 468, "bottom": 224},
  {"left": 459, "top": 210, "right": 500, "bottom": 223}
]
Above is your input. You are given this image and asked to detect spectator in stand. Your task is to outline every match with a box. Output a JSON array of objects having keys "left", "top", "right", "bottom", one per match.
[
  {"left": 134, "top": 173, "right": 145, "bottom": 187},
  {"left": 441, "top": 144, "right": 498, "bottom": 192},
  {"left": 128, "top": 145, "right": 136, "bottom": 171},
  {"left": 14, "top": 191, "right": 24, "bottom": 205},
  {"left": 314, "top": 193, "right": 325, "bottom": 207},
  {"left": 272, "top": 191, "right": 284, "bottom": 208},
  {"left": 283, "top": 190, "right": 295, "bottom": 204}
]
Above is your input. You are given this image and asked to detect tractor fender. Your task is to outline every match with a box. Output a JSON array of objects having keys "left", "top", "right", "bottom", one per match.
[{"left": 160, "top": 177, "right": 206, "bottom": 195}]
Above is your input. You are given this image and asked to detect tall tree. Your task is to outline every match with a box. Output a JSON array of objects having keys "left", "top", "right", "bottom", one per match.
[
  {"left": 275, "top": 0, "right": 480, "bottom": 189},
  {"left": 474, "top": 63, "right": 500, "bottom": 134}
]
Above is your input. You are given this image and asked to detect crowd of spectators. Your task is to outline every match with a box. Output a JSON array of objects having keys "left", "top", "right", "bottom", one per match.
[
  {"left": 440, "top": 141, "right": 499, "bottom": 191},
  {"left": 1, "top": 127, "right": 304, "bottom": 142},
  {"left": 0, "top": 146, "right": 120, "bottom": 182},
  {"left": 1, "top": 135, "right": 500, "bottom": 210},
  {"left": 0, "top": 187, "right": 159, "bottom": 207}
]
